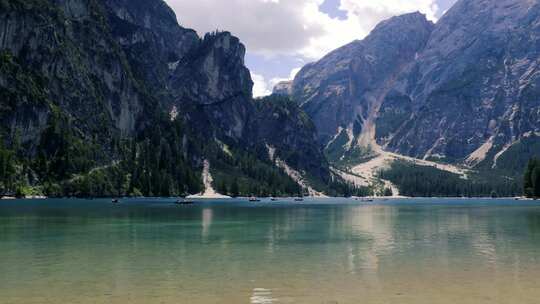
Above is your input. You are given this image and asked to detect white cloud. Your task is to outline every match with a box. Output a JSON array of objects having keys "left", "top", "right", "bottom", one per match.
[
  {"left": 300, "top": 0, "right": 440, "bottom": 58},
  {"left": 167, "top": 0, "right": 324, "bottom": 57},
  {"left": 165, "top": 0, "right": 443, "bottom": 97},
  {"left": 251, "top": 72, "right": 272, "bottom": 97},
  {"left": 341, "top": 0, "right": 439, "bottom": 21},
  {"left": 289, "top": 67, "right": 301, "bottom": 79},
  {"left": 166, "top": 0, "right": 440, "bottom": 60},
  {"left": 268, "top": 67, "right": 302, "bottom": 88},
  {"left": 251, "top": 67, "right": 300, "bottom": 98}
]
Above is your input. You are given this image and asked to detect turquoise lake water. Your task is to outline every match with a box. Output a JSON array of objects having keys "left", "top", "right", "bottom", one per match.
[{"left": 1, "top": 198, "right": 540, "bottom": 303}]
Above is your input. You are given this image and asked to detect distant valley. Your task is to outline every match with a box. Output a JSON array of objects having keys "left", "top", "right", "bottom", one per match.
[{"left": 276, "top": 0, "right": 540, "bottom": 197}]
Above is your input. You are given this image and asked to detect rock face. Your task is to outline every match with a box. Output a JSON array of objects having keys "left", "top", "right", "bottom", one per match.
[
  {"left": 105, "top": 0, "right": 254, "bottom": 142},
  {"left": 170, "top": 32, "right": 254, "bottom": 141},
  {"left": 0, "top": 0, "right": 331, "bottom": 193},
  {"left": 252, "top": 95, "right": 329, "bottom": 182},
  {"left": 383, "top": 0, "right": 540, "bottom": 166},
  {"left": 290, "top": 0, "right": 540, "bottom": 171},
  {"left": 105, "top": 0, "right": 199, "bottom": 99},
  {"left": 273, "top": 80, "right": 293, "bottom": 96},
  {"left": 0, "top": 0, "right": 148, "bottom": 153},
  {"left": 291, "top": 12, "right": 434, "bottom": 159}
]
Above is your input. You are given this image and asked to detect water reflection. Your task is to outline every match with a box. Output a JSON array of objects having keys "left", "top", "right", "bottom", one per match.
[
  {"left": 250, "top": 288, "right": 277, "bottom": 304},
  {"left": 2, "top": 199, "right": 540, "bottom": 304},
  {"left": 201, "top": 208, "right": 213, "bottom": 241}
]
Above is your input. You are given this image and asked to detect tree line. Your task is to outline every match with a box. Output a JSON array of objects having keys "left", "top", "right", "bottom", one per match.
[
  {"left": 524, "top": 158, "right": 540, "bottom": 198},
  {"left": 0, "top": 108, "right": 368, "bottom": 198},
  {"left": 380, "top": 161, "right": 521, "bottom": 198}
]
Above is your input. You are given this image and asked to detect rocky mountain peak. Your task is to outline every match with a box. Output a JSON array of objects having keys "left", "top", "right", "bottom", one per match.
[
  {"left": 289, "top": 0, "right": 540, "bottom": 178},
  {"left": 0, "top": 0, "right": 338, "bottom": 197},
  {"left": 273, "top": 80, "right": 293, "bottom": 96},
  {"left": 382, "top": 0, "right": 540, "bottom": 164},
  {"left": 205, "top": 32, "right": 246, "bottom": 60},
  {"left": 290, "top": 11, "right": 434, "bottom": 152},
  {"left": 423, "top": 0, "right": 537, "bottom": 60},
  {"left": 171, "top": 31, "right": 252, "bottom": 106},
  {"left": 105, "top": 0, "right": 179, "bottom": 30},
  {"left": 370, "top": 11, "right": 434, "bottom": 36}
]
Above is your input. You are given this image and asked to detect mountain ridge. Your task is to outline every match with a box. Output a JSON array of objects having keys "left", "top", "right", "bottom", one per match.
[
  {"left": 277, "top": 0, "right": 540, "bottom": 195},
  {"left": 0, "top": 0, "right": 348, "bottom": 197}
]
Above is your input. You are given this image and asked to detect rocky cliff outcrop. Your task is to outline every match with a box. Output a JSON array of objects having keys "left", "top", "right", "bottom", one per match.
[
  {"left": 291, "top": 12, "right": 434, "bottom": 160},
  {"left": 0, "top": 0, "right": 334, "bottom": 195},
  {"left": 252, "top": 95, "right": 330, "bottom": 183},
  {"left": 272, "top": 80, "right": 293, "bottom": 96},
  {"left": 0, "top": 0, "right": 148, "bottom": 155},
  {"left": 105, "top": 0, "right": 199, "bottom": 99},
  {"left": 170, "top": 32, "right": 254, "bottom": 141},
  {"left": 289, "top": 0, "right": 540, "bottom": 174},
  {"left": 382, "top": 0, "right": 540, "bottom": 167}
]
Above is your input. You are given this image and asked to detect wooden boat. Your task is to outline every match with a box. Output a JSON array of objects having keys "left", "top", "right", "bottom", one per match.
[{"left": 175, "top": 198, "right": 195, "bottom": 205}]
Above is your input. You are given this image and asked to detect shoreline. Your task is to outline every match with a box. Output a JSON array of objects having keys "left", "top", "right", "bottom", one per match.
[{"left": 2, "top": 196, "right": 534, "bottom": 201}]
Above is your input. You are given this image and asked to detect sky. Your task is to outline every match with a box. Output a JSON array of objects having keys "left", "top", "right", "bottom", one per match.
[{"left": 165, "top": 0, "right": 458, "bottom": 97}]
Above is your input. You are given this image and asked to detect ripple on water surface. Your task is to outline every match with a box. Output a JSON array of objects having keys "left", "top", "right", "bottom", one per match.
[{"left": 1, "top": 198, "right": 540, "bottom": 303}]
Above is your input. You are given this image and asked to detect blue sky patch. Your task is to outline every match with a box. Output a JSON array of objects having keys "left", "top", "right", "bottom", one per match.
[{"left": 319, "top": 0, "right": 347, "bottom": 20}]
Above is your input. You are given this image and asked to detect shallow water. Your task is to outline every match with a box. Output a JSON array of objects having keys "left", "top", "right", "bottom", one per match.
[{"left": 1, "top": 198, "right": 540, "bottom": 303}]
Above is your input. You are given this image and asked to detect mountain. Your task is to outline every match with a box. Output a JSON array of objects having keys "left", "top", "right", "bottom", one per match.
[
  {"left": 286, "top": 0, "right": 540, "bottom": 195},
  {"left": 252, "top": 95, "right": 330, "bottom": 188},
  {"left": 382, "top": 0, "right": 540, "bottom": 168},
  {"left": 273, "top": 80, "right": 293, "bottom": 96},
  {"left": 291, "top": 12, "right": 434, "bottom": 161},
  {"left": 0, "top": 0, "right": 343, "bottom": 197}
]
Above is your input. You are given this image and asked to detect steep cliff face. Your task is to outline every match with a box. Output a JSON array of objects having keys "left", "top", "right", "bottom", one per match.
[
  {"left": 104, "top": 0, "right": 199, "bottom": 99},
  {"left": 0, "top": 0, "right": 335, "bottom": 196},
  {"left": 170, "top": 32, "right": 254, "bottom": 141},
  {"left": 104, "top": 1, "right": 254, "bottom": 143},
  {"left": 273, "top": 80, "right": 293, "bottom": 96},
  {"left": 167, "top": 33, "right": 331, "bottom": 184},
  {"left": 382, "top": 0, "right": 540, "bottom": 167},
  {"left": 291, "top": 12, "right": 434, "bottom": 160},
  {"left": 0, "top": 0, "right": 147, "bottom": 155},
  {"left": 290, "top": 0, "right": 540, "bottom": 175},
  {"left": 104, "top": 0, "right": 255, "bottom": 142},
  {"left": 252, "top": 95, "right": 330, "bottom": 183}
]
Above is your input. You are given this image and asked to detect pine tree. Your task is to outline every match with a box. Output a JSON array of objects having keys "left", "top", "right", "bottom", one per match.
[
  {"left": 0, "top": 145, "right": 16, "bottom": 195},
  {"left": 218, "top": 179, "right": 228, "bottom": 195},
  {"left": 230, "top": 178, "right": 240, "bottom": 197},
  {"left": 533, "top": 165, "right": 540, "bottom": 198},
  {"left": 524, "top": 159, "right": 536, "bottom": 197},
  {"left": 524, "top": 158, "right": 540, "bottom": 198}
]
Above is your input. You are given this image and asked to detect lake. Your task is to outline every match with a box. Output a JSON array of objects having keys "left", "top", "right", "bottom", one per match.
[{"left": 1, "top": 198, "right": 540, "bottom": 303}]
